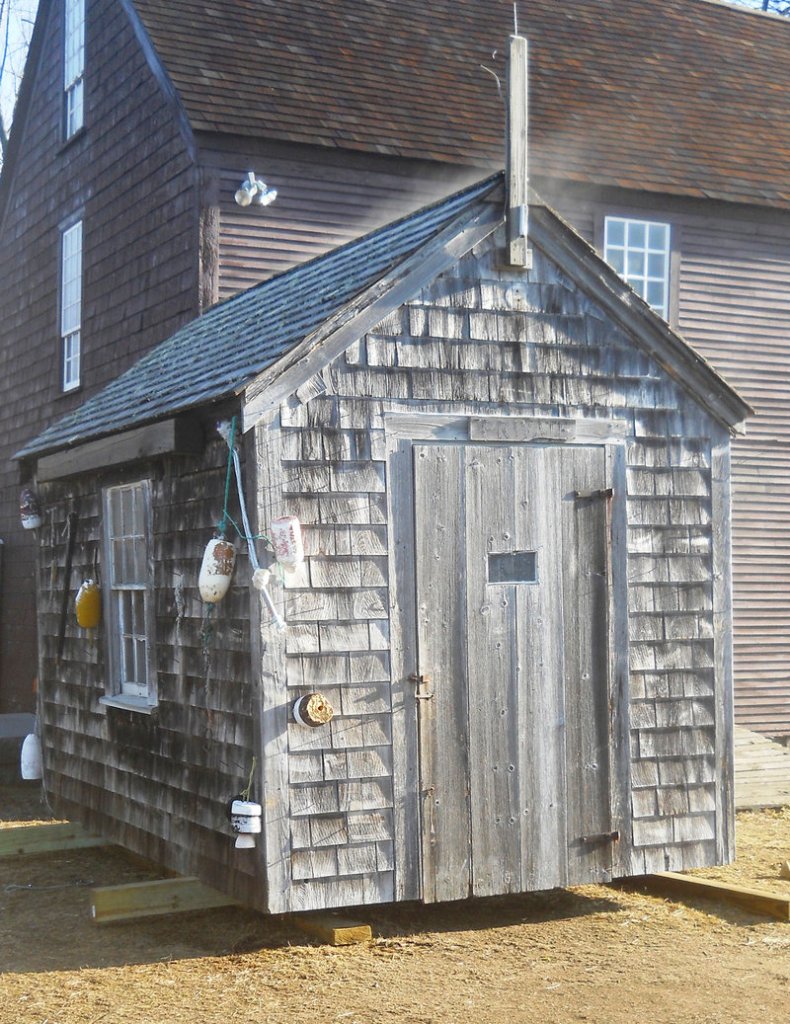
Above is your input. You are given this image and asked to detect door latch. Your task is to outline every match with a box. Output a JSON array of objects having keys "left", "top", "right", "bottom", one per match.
[
  {"left": 408, "top": 673, "right": 434, "bottom": 700},
  {"left": 580, "top": 830, "right": 620, "bottom": 844}
]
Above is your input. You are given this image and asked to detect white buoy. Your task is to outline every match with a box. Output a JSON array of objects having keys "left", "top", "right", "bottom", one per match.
[
  {"left": 270, "top": 516, "right": 304, "bottom": 568},
  {"left": 230, "top": 799, "right": 262, "bottom": 849},
  {"left": 20, "top": 733, "right": 42, "bottom": 780},
  {"left": 199, "top": 537, "right": 236, "bottom": 603}
]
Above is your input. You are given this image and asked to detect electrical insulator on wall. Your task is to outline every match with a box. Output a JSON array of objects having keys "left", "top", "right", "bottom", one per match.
[
  {"left": 75, "top": 579, "right": 101, "bottom": 629},
  {"left": 199, "top": 537, "right": 236, "bottom": 603}
]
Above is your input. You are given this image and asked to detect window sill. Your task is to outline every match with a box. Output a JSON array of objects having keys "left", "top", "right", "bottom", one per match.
[{"left": 98, "top": 695, "right": 157, "bottom": 715}]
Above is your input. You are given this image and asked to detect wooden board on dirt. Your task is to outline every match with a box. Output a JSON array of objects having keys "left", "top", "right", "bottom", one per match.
[
  {"left": 292, "top": 913, "right": 373, "bottom": 945},
  {"left": 629, "top": 871, "right": 790, "bottom": 921},
  {"left": 0, "top": 822, "right": 110, "bottom": 858},
  {"left": 91, "top": 877, "right": 239, "bottom": 924}
]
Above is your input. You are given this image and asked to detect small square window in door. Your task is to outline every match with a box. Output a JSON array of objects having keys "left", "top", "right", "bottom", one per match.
[{"left": 488, "top": 550, "right": 538, "bottom": 584}]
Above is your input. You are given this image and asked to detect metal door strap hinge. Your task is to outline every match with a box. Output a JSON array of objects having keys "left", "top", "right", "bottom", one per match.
[
  {"left": 415, "top": 692, "right": 435, "bottom": 700},
  {"left": 573, "top": 488, "right": 614, "bottom": 501},
  {"left": 580, "top": 830, "right": 620, "bottom": 844}
]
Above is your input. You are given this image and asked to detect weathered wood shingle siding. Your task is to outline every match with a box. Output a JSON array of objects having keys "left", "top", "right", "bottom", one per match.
[
  {"left": 254, "top": 228, "right": 731, "bottom": 913},
  {"left": 36, "top": 431, "right": 261, "bottom": 903},
  {"left": 196, "top": 138, "right": 484, "bottom": 298},
  {"left": 540, "top": 184, "right": 790, "bottom": 736},
  {"left": 0, "top": 0, "right": 199, "bottom": 713}
]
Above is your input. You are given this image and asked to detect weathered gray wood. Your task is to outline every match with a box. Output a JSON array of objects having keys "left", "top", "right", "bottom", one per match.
[
  {"left": 241, "top": 201, "right": 501, "bottom": 431},
  {"left": 469, "top": 416, "right": 575, "bottom": 443},
  {"left": 556, "top": 446, "right": 615, "bottom": 885},
  {"left": 36, "top": 417, "right": 203, "bottom": 481},
  {"left": 386, "top": 436, "right": 422, "bottom": 901},
  {"left": 251, "top": 417, "right": 293, "bottom": 914},
  {"left": 413, "top": 444, "right": 471, "bottom": 902},
  {"left": 464, "top": 445, "right": 523, "bottom": 895},
  {"left": 711, "top": 434, "right": 735, "bottom": 863},
  {"left": 528, "top": 205, "right": 751, "bottom": 433},
  {"left": 606, "top": 444, "right": 632, "bottom": 877},
  {"left": 506, "top": 34, "right": 532, "bottom": 268}
]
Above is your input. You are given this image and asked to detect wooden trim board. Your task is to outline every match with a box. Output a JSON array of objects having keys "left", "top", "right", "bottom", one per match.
[
  {"left": 0, "top": 822, "right": 110, "bottom": 858},
  {"left": 626, "top": 871, "right": 790, "bottom": 922},
  {"left": 90, "top": 877, "right": 239, "bottom": 924}
]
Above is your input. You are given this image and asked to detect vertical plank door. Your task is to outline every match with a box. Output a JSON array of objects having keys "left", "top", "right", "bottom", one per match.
[{"left": 411, "top": 442, "right": 618, "bottom": 902}]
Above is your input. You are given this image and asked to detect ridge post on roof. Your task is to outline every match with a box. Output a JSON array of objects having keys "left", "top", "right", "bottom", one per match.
[{"left": 506, "top": 31, "right": 532, "bottom": 269}]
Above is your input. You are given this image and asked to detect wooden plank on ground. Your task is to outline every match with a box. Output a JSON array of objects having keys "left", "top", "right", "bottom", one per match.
[
  {"left": 631, "top": 871, "right": 790, "bottom": 922},
  {"left": 0, "top": 822, "right": 110, "bottom": 858},
  {"left": 292, "top": 913, "right": 373, "bottom": 945},
  {"left": 91, "top": 877, "right": 239, "bottom": 924}
]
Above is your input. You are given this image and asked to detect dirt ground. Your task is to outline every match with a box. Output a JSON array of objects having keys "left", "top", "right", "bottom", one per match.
[{"left": 1, "top": 784, "right": 789, "bottom": 1024}]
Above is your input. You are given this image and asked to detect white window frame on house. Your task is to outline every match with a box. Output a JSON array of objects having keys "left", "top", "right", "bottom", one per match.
[
  {"left": 60, "top": 220, "right": 83, "bottom": 392},
  {"left": 100, "top": 481, "right": 157, "bottom": 712},
  {"left": 64, "top": 0, "right": 85, "bottom": 139},
  {"left": 604, "top": 216, "right": 671, "bottom": 320}
]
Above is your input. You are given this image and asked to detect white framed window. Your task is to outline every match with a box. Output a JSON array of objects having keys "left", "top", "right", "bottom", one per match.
[
  {"left": 64, "top": 0, "right": 85, "bottom": 138},
  {"left": 102, "top": 481, "right": 157, "bottom": 708},
  {"left": 61, "top": 220, "right": 82, "bottom": 392},
  {"left": 604, "top": 217, "right": 671, "bottom": 320}
]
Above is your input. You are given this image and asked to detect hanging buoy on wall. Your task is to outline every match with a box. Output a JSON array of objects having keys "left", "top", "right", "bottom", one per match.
[
  {"left": 19, "top": 488, "right": 42, "bottom": 530},
  {"left": 270, "top": 516, "right": 304, "bottom": 568},
  {"left": 199, "top": 537, "right": 236, "bottom": 603},
  {"left": 229, "top": 799, "right": 262, "bottom": 849},
  {"left": 292, "top": 692, "right": 335, "bottom": 728},
  {"left": 20, "top": 733, "right": 42, "bottom": 780},
  {"left": 75, "top": 579, "right": 101, "bottom": 628}
]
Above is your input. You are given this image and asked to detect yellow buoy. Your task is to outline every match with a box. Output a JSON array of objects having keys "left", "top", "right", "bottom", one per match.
[{"left": 75, "top": 579, "right": 101, "bottom": 629}]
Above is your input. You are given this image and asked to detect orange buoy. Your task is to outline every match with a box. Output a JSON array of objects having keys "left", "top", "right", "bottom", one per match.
[{"left": 75, "top": 579, "right": 101, "bottom": 628}]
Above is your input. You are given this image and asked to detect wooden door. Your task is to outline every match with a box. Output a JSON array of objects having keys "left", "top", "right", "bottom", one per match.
[{"left": 412, "top": 443, "right": 618, "bottom": 902}]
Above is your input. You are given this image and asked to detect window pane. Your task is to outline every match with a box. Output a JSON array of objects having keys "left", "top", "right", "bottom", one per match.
[
  {"left": 627, "top": 250, "right": 645, "bottom": 278},
  {"left": 605, "top": 218, "right": 625, "bottom": 248},
  {"left": 647, "top": 252, "right": 666, "bottom": 278},
  {"left": 648, "top": 223, "right": 668, "bottom": 250},
  {"left": 627, "top": 221, "right": 646, "bottom": 249},
  {"left": 647, "top": 279, "right": 666, "bottom": 313},
  {"left": 607, "top": 248, "right": 625, "bottom": 274}
]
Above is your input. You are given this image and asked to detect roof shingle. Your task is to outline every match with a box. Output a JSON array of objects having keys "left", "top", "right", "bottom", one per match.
[{"left": 132, "top": 0, "right": 790, "bottom": 209}]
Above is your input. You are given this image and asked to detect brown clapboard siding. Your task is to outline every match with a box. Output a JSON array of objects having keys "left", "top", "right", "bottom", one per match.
[
  {"left": 539, "top": 184, "right": 790, "bottom": 737},
  {"left": 196, "top": 138, "right": 484, "bottom": 299},
  {"left": 676, "top": 219, "right": 790, "bottom": 736},
  {"left": 0, "top": 0, "right": 199, "bottom": 712}
]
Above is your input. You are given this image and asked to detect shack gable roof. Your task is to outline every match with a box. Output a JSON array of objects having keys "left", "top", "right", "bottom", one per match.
[
  {"left": 129, "top": 0, "right": 790, "bottom": 210},
  {"left": 16, "top": 174, "right": 750, "bottom": 463}
]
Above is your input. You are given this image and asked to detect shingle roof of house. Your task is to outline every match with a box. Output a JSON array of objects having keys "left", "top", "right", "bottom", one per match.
[
  {"left": 15, "top": 176, "right": 500, "bottom": 459},
  {"left": 131, "top": 0, "right": 790, "bottom": 209},
  {"left": 17, "top": 172, "right": 751, "bottom": 462}
]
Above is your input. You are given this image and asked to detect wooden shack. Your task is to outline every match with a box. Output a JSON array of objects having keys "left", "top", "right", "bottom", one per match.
[{"left": 16, "top": 171, "right": 750, "bottom": 914}]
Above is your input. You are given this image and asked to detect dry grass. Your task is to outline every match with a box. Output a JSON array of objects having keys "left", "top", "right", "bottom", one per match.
[{"left": 1, "top": 784, "right": 789, "bottom": 1024}]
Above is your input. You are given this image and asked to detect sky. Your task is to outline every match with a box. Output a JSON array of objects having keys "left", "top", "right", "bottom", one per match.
[{"left": 0, "top": 0, "right": 38, "bottom": 133}]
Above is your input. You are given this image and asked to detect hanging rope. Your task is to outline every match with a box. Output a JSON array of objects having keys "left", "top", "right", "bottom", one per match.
[
  {"left": 218, "top": 419, "right": 286, "bottom": 631},
  {"left": 217, "top": 416, "right": 238, "bottom": 538}
]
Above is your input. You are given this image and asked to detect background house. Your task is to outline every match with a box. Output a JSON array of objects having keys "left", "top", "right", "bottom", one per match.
[{"left": 1, "top": 0, "right": 789, "bottom": 740}]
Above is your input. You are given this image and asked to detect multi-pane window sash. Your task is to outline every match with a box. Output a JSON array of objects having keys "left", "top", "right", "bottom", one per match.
[
  {"left": 64, "top": 0, "right": 85, "bottom": 138},
  {"left": 61, "top": 221, "right": 82, "bottom": 391},
  {"left": 104, "top": 482, "right": 156, "bottom": 703},
  {"left": 604, "top": 217, "right": 671, "bottom": 320}
]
